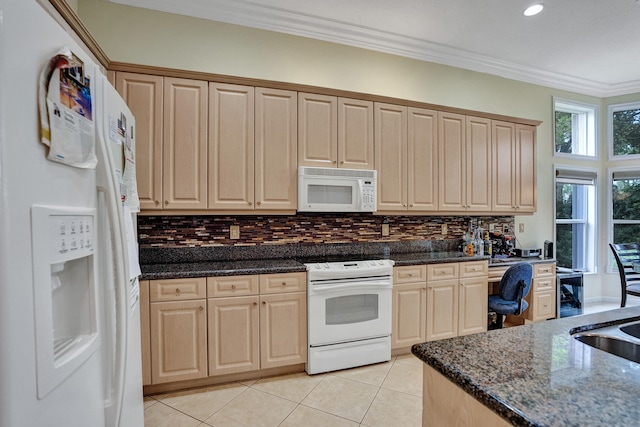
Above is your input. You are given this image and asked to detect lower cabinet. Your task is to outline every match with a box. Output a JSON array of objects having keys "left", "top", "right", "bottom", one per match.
[
  {"left": 426, "top": 261, "right": 488, "bottom": 341},
  {"left": 148, "top": 278, "right": 208, "bottom": 384},
  {"left": 526, "top": 263, "right": 557, "bottom": 321},
  {"left": 392, "top": 265, "right": 427, "bottom": 350},
  {"left": 144, "top": 272, "right": 306, "bottom": 386}
]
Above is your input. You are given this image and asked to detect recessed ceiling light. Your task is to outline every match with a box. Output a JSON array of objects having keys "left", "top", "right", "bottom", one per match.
[{"left": 523, "top": 3, "right": 544, "bottom": 16}]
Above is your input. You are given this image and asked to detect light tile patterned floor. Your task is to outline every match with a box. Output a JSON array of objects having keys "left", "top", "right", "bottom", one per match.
[{"left": 143, "top": 354, "right": 423, "bottom": 427}]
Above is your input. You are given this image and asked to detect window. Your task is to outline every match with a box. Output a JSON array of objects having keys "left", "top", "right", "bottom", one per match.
[
  {"left": 611, "top": 170, "right": 640, "bottom": 251},
  {"left": 555, "top": 167, "right": 597, "bottom": 272},
  {"left": 609, "top": 102, "right": 640, "bottom": 159},
  {"left": 553, "top": 98, "right": 597, "bottom": 158}
]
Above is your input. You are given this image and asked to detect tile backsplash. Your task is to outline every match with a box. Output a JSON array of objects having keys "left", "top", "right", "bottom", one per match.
[{"left": 138, "top": 214, "right": 515, "bottom": 248}]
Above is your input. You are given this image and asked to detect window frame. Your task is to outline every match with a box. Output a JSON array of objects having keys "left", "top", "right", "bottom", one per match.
[
  {"left": 608, "top": 101, "right": 640, "bottom": 161},
  {"left": 553, "top": 97, "right": 598, "bottom": 159},
  {"left": 553, "top": 165, "right": 598, "bottom": 274},
  {"left": 608, "top": 167, "right": 640, "bottom": 272}
]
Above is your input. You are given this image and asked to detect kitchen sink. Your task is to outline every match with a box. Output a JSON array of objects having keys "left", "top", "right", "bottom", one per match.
[{"left": 572, "top": 320, "right": 640, "bottom": 364}]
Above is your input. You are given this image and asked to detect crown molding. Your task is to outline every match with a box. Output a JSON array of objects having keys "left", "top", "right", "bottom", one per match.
[{"left": 112, "top": 0, "right": 640, "bottom": 98}]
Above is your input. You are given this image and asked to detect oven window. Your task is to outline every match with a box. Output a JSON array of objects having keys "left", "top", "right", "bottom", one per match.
[
  {"left": 308, "top": 184, "right": 352, "bottom": 204},
  {"left": 325, "top": 294, "right": 379, "bottom": 325}
]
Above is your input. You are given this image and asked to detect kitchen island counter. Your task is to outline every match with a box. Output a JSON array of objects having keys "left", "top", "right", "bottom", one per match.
[{"left": 412, "top": 306, "right": 640, "bottom": 426}]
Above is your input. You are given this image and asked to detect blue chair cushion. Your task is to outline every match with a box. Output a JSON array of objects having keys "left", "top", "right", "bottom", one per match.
[
  {"left": 489, "top": 295, "right": 529, "bottom": 315},
  {"left": 499, "top": 263, "right": 533, "bottom": 301}
]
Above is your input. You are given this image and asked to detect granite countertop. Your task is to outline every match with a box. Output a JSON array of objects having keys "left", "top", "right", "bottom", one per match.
[{"left": 412, "top": 306, "right": 640, "bottom": 427}]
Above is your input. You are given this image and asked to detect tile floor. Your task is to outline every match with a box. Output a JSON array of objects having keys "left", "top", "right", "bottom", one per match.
[
  {"left": 143, "top": 300, "right": 637, "bottom": 427},
  {"left": 143, "top": 354, "right": 423, "bottom": 427}
]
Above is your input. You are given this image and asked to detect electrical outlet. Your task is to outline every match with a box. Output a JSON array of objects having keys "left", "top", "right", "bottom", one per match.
[
  {"left": 489, "top": 223, "right": 495, "bottom": 232},
  {"left": 230, "top": 225, "right": 240, "bottom": 239},
  {"left": 441, "top": 224, "right": 447, "bottom": 235},
  {"left": 518, "top": 223, "right": 525, "bottom": 233},
  {"left": 381, "top": 224, "right": 390, "bottom": 237}
]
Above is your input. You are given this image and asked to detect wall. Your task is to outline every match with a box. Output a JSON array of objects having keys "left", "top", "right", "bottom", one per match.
[{"left": 77, "top": 0, "right": 639, "bottom": 302}]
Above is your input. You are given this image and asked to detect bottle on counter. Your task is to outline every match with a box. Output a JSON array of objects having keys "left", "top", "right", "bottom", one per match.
[
  {"left": 474, "top": 229, "right": 484, "bottom": 256},
  {"left": 484, "top": 231, "right": 492, "bottom": 257}
]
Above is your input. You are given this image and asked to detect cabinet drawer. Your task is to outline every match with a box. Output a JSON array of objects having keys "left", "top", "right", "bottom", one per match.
[
  {"left": 259, "top": 272, "right": 307, "bottom": 294},
  {"left": 150, "top": 278, "right": 207, "bottom": 302},
  {"left": 533, "top": 277, "right": 555, "bottom": 292},
  {"left": 534, "top": 263, "right": 556, "bottom": 278},
  {"left": 394, "top": 265, "right": 427, "bottom": 284},
  {"left": 488, "top": 266, "right": 508, "bottom": 282},
  {"left": 207, "top": 275, "right": 259, "bottom": 297},
  {"left": 460, "top": 261, "right": 488, "bottom": 278},
  {"left": 427, "top": 263, "right": 459, "bottom": 281}
]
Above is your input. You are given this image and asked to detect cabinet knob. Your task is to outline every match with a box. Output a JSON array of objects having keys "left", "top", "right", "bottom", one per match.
[
  {"left": 281, "top": 282, "right": 287, "bottom": 286},
  {"left": 256, "top": 201, "right": 261, "bottom": 206},
  {"left": 164, "top": 200, "right": 169, "bottom": 205},
  {"left": 340, "top": 161, "right": 344, "bottom": 164},
  {"left": 231, "top": 284, "right": 236, "bottom": 290},
  {"left": 333, "top": 160, "right": 337, "bottom": 164},
  {"left": 248, "top": 201, "right": 253, "bottom": 206},
  {"left": 154, "top": 200, "right": 159, "bottom": 206},
  {"left": 409, "top": 204, "right": 413, "bottom": 207},
  {"left": 175, "top": 288, "right": 181, "bottom": 295},
  {"left": 199, "top": 306, "right": 204, "bottom": 311}
]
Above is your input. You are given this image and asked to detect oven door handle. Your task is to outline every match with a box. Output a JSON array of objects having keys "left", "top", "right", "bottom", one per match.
[{"left": 310, "top": 281, "right": 392, "bottom": 293}]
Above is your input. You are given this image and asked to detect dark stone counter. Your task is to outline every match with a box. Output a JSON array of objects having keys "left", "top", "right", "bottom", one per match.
[{"left": 412, "top": 306, "right": 640, "bottom": 426}]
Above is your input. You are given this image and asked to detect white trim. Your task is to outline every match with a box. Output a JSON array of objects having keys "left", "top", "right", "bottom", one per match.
[{"left": 110, "top": 0, "right": 640, "bottom": 97}]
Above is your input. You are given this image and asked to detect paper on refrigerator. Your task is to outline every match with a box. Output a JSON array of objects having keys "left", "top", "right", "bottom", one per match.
[{"left": 38, "top": 47, "right": 97, "bottom": 168}]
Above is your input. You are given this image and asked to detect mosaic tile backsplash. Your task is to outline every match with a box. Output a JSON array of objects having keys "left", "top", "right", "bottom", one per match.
[{"left": 138, "top": 214, "right": 515, "bottom": 248}]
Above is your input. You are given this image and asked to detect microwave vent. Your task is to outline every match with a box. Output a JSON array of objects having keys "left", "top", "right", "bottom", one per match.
[{"left": 298, "top": 166, "right": 376, "bottom": 179}]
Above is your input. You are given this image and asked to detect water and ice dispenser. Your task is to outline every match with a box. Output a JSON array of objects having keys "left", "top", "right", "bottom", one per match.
[{"left": 31, "top": 205, "right": 99, "bottom": 398}]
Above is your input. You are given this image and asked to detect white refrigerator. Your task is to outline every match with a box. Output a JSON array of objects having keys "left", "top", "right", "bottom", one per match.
[{"left": 0, "top": 1, "right": 144, "bottom": 426}]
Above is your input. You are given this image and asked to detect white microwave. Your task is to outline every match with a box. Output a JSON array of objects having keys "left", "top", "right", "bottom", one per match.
[{"left": 298, "top": 166, "right": 377, "bottom": 212}]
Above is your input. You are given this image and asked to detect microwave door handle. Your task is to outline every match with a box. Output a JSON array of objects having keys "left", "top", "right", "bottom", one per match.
[{"left": 356, "top": 179, "right": 363, "bottom": 207}]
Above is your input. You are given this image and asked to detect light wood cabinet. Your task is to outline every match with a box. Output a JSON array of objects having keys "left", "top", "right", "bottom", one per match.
[
  {"left": 492, "top": 121, "right": 536, "bottom": 213},
  {"left": 115, "top": 73, "right": 163, "bottom": 210},
  {"left": 426, "top": 261, "right": 488, "bottom": 341},
  {"left": 438, "top": 113, "right": 491, "bottom": 212},
  {"left": 260, "top": 292, "right": 307, "bottom": 369},
  {"left": 298, "top": 93, "right": 374, "bottom": 169},
  {"left": 526, "top": 263, "right": 556, "bottom": 321},
  {"left": 163, "top": 77, "right": 208, "bottom": 209},
  {"left": 392, "top": 265, "right": 427, "bottom": 350},
  {"left": 375, "top": 103, "right": 408, "bottom": 211},
  {"left": 208, "top": 83, "right": 255, "bottom": 210},
  {"left": 408, "top": 107, "right": 439, "bottom": 211},
  {"left": 149, "top": 278, "right": 208, "bottom": 384},
  {"left": 208, "top": 295, "right": 260, "bottom": 375},
  {"left": 255, "top": 88, "right": 298, "bottom": 210}
]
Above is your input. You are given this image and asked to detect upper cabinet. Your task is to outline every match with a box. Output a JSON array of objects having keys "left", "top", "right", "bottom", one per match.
[
  {"left": 298, "top": 93, "right": 374, "bottom": 169},
  {"left": 208, "top": 83, "right": 255, "bottom": 210},
  {"left": 115, "top": 67, "right": 537, "bottom": 215},
  {"left": 115, "top": 72, "right": 163, "bottom": 210},
  {"left": 438, "top": 113, "right": 491, "bottom": 212},
  {"left": 492, "top": 121, "right": 536, "bottom": 213},
  {"left": 163, "top": 77, "right": 209, "bottom": 209}
]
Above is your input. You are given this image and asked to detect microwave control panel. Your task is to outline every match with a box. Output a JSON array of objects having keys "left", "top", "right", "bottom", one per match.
[{"left": 362, "top": 181, "right": 376, "bottom": 210}]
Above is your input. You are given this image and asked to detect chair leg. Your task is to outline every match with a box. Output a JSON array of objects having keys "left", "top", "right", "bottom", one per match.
[
  {"left": 622, "top": 291, "right": 627, "bottom": 308},
  {"left": 496, "top": 314, "right": 504, "bottom": 329}
]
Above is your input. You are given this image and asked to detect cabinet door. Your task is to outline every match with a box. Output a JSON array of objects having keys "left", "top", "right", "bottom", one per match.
[
  {"left": 115, "top": 73, "right": 163, "bottom": 210},
  {"left": 338, "top": 98, "right": 374, "bottom": 169},
  {"left": 163, "top": 78, "right": 208, "bottom": 209},
  {"left": 208, "top": 83, "right": 255, "bottom": 210},
  {"left": 492, "top": 121, "right": 516, "bottom": 212},
  {"left": 392, "top": 282, "right": 426, "bottom": 349},
  {"left": 438, "top": 112, "right": 466, "bottom": 211},
  {"left": 260, "top": 292, "right": 307, "bottom": 369},
  {"left": 255, "top": 88, "right": 297, "bottom": 210},
  {"left": 150, "top": 300, "right": 207, "bottom": 384},
  {"left": 408, "top": 107, "right": 438, "bottom": 211},
  {"left": 532, "top": 291, "right": 555, "bottom": 321},
  {"left": 516, "top": 124, "right": 537, "bottom": 213},
  {"left": 375, "top": 103, "right": 408, "bottom": 211},
  {"left": 298, "top": 93, "right": 337, "bottom": 167},
  {"left": 426, "top": 279, "right": 458, "bottom": 341},
  {"left": 458, "top": 277, "right": 488, "bottom": 336},
  {"left": 208, "top": 296, "right": 259, "bottom": 375},
  {"left": 465, "top": 116, "right": 492, "bottom": 212}
]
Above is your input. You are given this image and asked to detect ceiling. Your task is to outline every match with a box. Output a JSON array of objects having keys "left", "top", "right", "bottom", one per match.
[{"left": 109, "top": 0, "right": 640, "bottom": 97}]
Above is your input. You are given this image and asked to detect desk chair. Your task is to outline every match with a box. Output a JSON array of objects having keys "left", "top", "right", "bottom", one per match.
[
  {"left": 488, "top": 262, "right": 533, "bottom": 329},
  {"left": 609, "top": 243, "right": 640, "bottom": 307}
]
